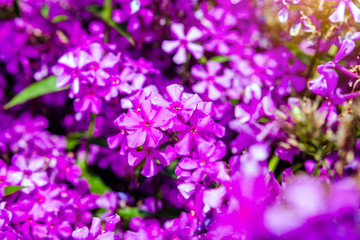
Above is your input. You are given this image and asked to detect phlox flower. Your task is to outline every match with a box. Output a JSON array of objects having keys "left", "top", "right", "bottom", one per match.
[
  {"left": 174, "top": 109, "right": 225, "bottom": 156},
  {"left": 7, "top": 154, "right": 48, "bottom": 192},
  {"left": 128, "top": 146, "right": 177, "bottom": 177},
  {"left": 329, "top": 0, "right": 360, "bottom": 22},
  {"left": 123, "top": 100, "right": 172, "bottom": 148},
  {"left": 151, "top": 84, "right": 202, "bottom": 123},
  {"left": 191, "top": 61, "right": 233, "bottom": 101},
  {"left": 162, "top": 23, "right": 204, "bottom": 64},
  {"left": 72, "top": 214, "right": 121, "bottom": 240}
]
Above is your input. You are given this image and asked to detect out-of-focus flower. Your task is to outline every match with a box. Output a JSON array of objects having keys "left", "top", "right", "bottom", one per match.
[{"left": 162, "top": 23, "right": 204, "bottom": 64}]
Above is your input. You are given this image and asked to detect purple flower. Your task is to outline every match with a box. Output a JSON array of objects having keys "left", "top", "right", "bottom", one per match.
[
  {"left": 0, "top": 161, "right": 9, "bottom": 197},
  {"left": 107, "top": 114, "right": 129, "bottom": 154},
  {"left": 73, "top": 85, "right": 105, "bottom": 114},
  {"left": 112, "top": 0, "right": 154, "bottom": 32},
  {"left": 151, "top": 84, "right": 202, "bottom": 123},
  {"left": 178, "top": 141, "right": 226, "bottom": 177},
  {"left": 174, "top": 109, "right": 225, "bottom": 156},
  {"left": 203, "top": 6, "right": 240, "bottom": 55},
  {"left": 0, "top": 29, "right": 39, "bottom": 75},
  {"left": 333, "top": 38, "right": 355, "bottom": 63},
  {"left": 7, "top": 154, "right": 48, "bottom": 192},
  {"left": 128, "top": 146, "right": 177, "bottom": 177},
  {"left": 104, "top": 68, "right": 134, "bottom": 101},
  {"left": 32, "top": 216, "right": 72, "bottom": 240},
  {"left": 309, "top": 64, "right": 360, "bottom": 125},
  {"left": 275, "top": 146, "right": 299, "bottom": 164},
  {"left": 54, "top": 154, "right": 82, "bottom": 185},
  {"left": 123, "top": 100, "right": 172, "bottom": 148},
  {"left": 191, "top": 61, "right": 233, "bottom": 101},
  {"left": 264, "top": 176, "right": 360, "bottom": 239},
  {"left": 329, "top": 0, "right": 360, "bottom": 22},
  {"left": 81, "top": 43, "right": 120, "bottom": 86},
  {"left": 28, "top": 185, "right": 65, "bottom": 220},
  {"left": 0, "top": 208, "right": 18, "bottom": 239},
  {"left": 55, "top": 50, "right": 92, "bottom": 94},
  {"left": 162, "top": 23, "right": 204, "bottom": 64},
  {"left": 72, "top": 214, "right": 121, "bottom": 240}
]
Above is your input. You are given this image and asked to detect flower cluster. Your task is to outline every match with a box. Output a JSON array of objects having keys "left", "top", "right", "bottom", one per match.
[{"left": 1, "top": 0, "right": 360, "bottom": 239}]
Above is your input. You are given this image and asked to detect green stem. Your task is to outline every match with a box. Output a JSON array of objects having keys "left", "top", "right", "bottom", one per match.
[
  {"left": 269, "top": 155, "right": 280, "bottom": 173},
  {"left": 322, "top": 158, "right": 334, "bottom": 180},
  {"left": 103, "top": 0, "right": 112, "bottom": 43}
]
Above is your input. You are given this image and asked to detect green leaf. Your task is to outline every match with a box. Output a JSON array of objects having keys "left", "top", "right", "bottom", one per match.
[
  {"left": 117, "top": 207, "right": 150, "bottom": 221},
  {"left": 87, "top": 5, "right": 135, "bottom": 46},
  {"left": 258, "top": 117, "right": 271, "bottom": 124},
  {"left": 78, "top": 160, "right": 110, "bottom": 195},
  {"left": 66, "top": 138, "right": 80, "bottom": 151},
  {"left": 284, "top": 42, "right": 312, "bottom": 66},
  {"left": 41, "top": 5, "right": 49, "bottom": 19},
  {"left": 198, "top": 56, "right": 208, "bottom": 64},
  {"left": 230, "top": 99, "right": 239, "bottom": 106},
  {"left": 209, "top": 55, "right": 230, "bottom": 63},
  {"left": 52, "top": 15, "right": 69, "bottom": 23},
  {"left": 269, "top": 155, "right": 279, "bottom": 173},
  {"left": 86, "top": 174, "right": 110, "bottom": 194},
  {"left": 3, "top": 76, "right": 68, "bottom": 110},
  {"left": 162, "top": 159, "right": 179, "bottom": 179},
  {"left": 5, "top": 186, "right": 25, "bottom": 196},
  {"left": 328, "top": 44, "right": 338, "bottom": 57}
]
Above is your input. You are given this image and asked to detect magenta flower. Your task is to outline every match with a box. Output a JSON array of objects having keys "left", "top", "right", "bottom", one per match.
[
  {"left": 7, "top": 154, "right": 48, "bottom": 191},
  {"left": 28, "top": 185, "right": 65, "bottom": 220},
  {"left": 81, "top": 43, "right": 120, "bottom": 86},
  {"left": 0, "top": 209, "right": 17, "bottom": 239},
  {"left": 174, "top": 110, "right": 225, "bottom": 156},
  {"left": 73, "top": 85, "right": 105, "bottom": 114},
  {"left": 162, "top": 23, "right": 204, "bottom": 64},
  {"left": 33, "top": 217, "right": 72, "bottom": 240},
  {"left": 309, "top": 64, "right": 360, "bottom": 125},
  {"left": 0, "top": 161, "right": 9, "bottom": 197},
  {"left": 107, "top": 114, "right": 129, "bottom": 155},
  {"left": 275, "top": 146, "right": 299, "bottom": 164},
  {"left": 104, "top": 68, "right": 134, "bottom": 101},
  {"left": 178, "top": 141, "right": 226, "bottom": 175},
  {"left": 151, "top": 84, "right": 202, "bottom": 123},
  {"left": 55, "top": 51, "right": 92, "bottom": 94},
  {"left": 192, "top": 61, "right": 233, "bottom": 100},
  {"left": 333, "top": 38, "right": 355, "bottom": 63},
  {"left": 264, "top": 176, "right": 360, "bottom": 239},
  {"left": 72, "top": 214, "right": 120, "bottom": 240},
  {"left": 203, "top": 7, "right": 240, "bottom": 55},
  {"left": 112, "top": 0, "right": 154, "bottom": 32},
  {"left": 329, "top": 0, "right": 360, "bottom": 22},
  {"left": 55, "top": 155, "right": 82, "bottom": 185},
  {"left": 122, "top": 57, "right": 159, "bottom": 91},
  {"left": 123, "top": 100, "right": 172, "bottom": 148},
  {"left": 128, "top": 146, "right": 177, "bottom": 177}
]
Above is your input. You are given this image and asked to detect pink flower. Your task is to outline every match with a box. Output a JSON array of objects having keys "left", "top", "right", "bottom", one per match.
[
  {"left": 191, "top": 61, "right": 233, "bottom": 101},
  {"left": 329, "top": 0, "right": 360, "bottom": 22},
  {"left": 177, "top": 141, "right": 227, "bottom": 178},
  {"left": 55, "top": 51, "right": 92, "bottom": 95},
  {"left": 7, "top": 154, "right": 48, "bottom": 192},
  {"left": 81, "top": 43, "right": 120, "bottom": 86},
  {"left": 174, "top": 110, "right": 225, "bottom": 156},
  {"left": 128, "top": 146, "right": 177, "bottom": 177},
  {"left": 123, "top": 100, "right": 172, "bottom": 148},
  {"left": 73, "top": 85, "right": 105, "bottom": 114},
  {"left": 107, "top": 114, "right": 129, "bottom": 155},
  {"left": 151, "top": 84, "right": 202, "bottom": 123},
  {"left": 162, "top": 23, "right": 204, "bottom": 64},
  {"left": 104, "top": 68, "right": 134, "bottom": 101}
]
